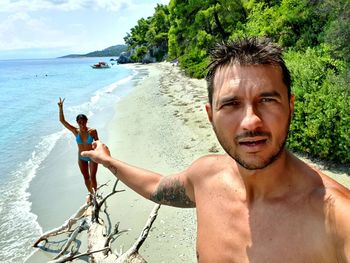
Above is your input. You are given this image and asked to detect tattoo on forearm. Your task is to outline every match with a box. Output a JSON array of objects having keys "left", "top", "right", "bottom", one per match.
[{"left": 150, "top": 179, "right": 195, "bottom": 208}]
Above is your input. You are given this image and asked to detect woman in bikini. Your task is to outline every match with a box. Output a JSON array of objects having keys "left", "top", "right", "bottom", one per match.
[{"left": 58, "top": 97, "right": 99, "bottom": 198}]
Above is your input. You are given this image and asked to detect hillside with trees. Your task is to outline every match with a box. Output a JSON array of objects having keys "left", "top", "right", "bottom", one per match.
[
  {"left": 60, "top": 44, "right": 127, "bottom": 58},
  {"left": 124, "top": 0, "right": 350, "bottom": 165}
]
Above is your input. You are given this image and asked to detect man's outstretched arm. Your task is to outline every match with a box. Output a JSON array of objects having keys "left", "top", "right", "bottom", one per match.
[
  {"left": 82, "top": 141, "right": 195, "bottom": 208},
  {"left": 150, "top": 174, "right": 195, "bottom": 208}
]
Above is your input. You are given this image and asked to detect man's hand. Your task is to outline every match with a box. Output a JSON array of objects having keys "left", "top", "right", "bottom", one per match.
[{"left": 81, "top": 140, "right": 111, "bottom": 166}]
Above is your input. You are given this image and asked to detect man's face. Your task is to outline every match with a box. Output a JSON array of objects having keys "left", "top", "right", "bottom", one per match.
[{"left": 206, "top": 64, "right": 294, "bottom": 170}]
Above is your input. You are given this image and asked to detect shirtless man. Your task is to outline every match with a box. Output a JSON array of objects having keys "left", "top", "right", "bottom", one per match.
[{"left": 82, "top": 37, "right": 350, "bottom": 262}]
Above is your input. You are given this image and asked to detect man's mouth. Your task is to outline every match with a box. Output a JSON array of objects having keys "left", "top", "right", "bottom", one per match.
[
  {"left": 239, "top": 139, "right": 267, "bottom": 146},
  {"left": 238, "top": 138, "right": 268, "bottom": 150}
]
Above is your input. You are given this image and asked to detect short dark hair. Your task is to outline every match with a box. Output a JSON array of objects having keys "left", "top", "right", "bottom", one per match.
[
  {"left": 76, "top": 114, "right": 88, "bottom": 122},
  {"left": 205, "top": 37, "right": 291, "bottom": 105}
]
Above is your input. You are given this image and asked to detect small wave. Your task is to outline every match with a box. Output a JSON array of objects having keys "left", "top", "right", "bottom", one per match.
[
  {"left": 90, "top": 71, "right": 137, "bottom": 105},
  {"left": 0, "top": 130, "right": 65, "bottom": 263},
  {"left": 68, "top": 71, "right": 138, "bottom": 119}
]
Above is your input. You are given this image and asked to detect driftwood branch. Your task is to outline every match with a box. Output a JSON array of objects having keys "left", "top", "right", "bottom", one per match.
[
  {"left": 104, "top": 222, "right": 130, "bottom": 255},
  {"left": 33, "top": 203, "right": 90, "bottom": 247},
  {"left": 96, "top": 180, "right": 125, "bottom": 218},
  {"left": 130, "top": 204, "right": 161, "bottom": 253},
  {"left": 115, "top": 204, "right": 161, "bottom": 263},
  {"left": 33, "top": 180, "right": 161, "bottom": 262},
  {"left": 53, "top": 219, "right": 89, "bottom": 259},
  {"left": 48, "top": 247, "right": 110, "bottom": 263}
]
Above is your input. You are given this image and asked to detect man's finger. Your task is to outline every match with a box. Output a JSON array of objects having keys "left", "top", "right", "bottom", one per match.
[
  {"left": 81, "top": 150, "right": 91, "bottom": 157},
  {"left": 92, "top": 141, "right": 99, "bottom": 149}
]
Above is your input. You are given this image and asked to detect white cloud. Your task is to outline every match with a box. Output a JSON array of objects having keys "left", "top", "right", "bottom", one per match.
[
  {"left": 0, "top": 12, "right": 86, "bottom": 50},
  {"left": 0, "top": 0, "right": 170, "bottom": 58},
  {"left": 0, "top": 0, "right": 138, "bottom": 12}
]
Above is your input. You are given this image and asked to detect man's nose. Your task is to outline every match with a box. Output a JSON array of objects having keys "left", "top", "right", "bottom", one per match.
[{"left": 240, "top": 105, "right": 263, "bottom": 130}]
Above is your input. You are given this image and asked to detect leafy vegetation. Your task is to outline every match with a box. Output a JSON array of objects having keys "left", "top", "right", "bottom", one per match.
[
  {"left": 123, "top": 0, "right": 350, "bottom": 164},
  {"left": 124, "top": 4, "right": 170, "bottom": 62}
]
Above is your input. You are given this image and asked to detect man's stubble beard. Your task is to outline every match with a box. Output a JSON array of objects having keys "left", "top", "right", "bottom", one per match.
[{"left": 212, "top": 114, "right": 292, "bottom": 170}]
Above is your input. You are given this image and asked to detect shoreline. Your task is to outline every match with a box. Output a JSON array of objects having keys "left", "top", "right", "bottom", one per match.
[
  {"left": 26, "top": 62, "right": 349, "bottom": 263},
  {"left": 25, "top": 65, "right": 148, "bottom": 263}
]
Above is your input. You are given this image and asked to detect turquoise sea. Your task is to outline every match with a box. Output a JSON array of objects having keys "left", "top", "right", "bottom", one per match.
[{"left": 0, "top": 58, "right": 137, "bottom": 262}]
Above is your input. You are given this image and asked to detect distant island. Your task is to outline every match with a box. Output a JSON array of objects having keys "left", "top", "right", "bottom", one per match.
[{"left": 59, "top": 45, "right": 127, "bottom": 58}]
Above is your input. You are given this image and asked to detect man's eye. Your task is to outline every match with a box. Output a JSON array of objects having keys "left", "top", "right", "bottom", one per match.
[
  {"left": 260, "top": 98, "right": 275, "bottom": 103},
  {"left": 227, "top": 100, "right": 240, "bottom": 106}
]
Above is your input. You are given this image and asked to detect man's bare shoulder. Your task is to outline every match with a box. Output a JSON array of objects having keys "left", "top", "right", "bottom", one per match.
[
  {"left": 305, "top": 167, "right": 350, "bottom": 204},
  {"left": 190, "top": 154, "right": 233, "bottom": 169},
  {"left": 318, "top": 172, "right": 350, "bottom": 259},
  {"left": 318, "top": 171, "right": 350, "bottom": 200},
  {"left": 149, "top": 155, "right": 235, "bottom": 208},
  {"left": 291, "top": 155, "right": 350, "bottom": 201},
  {"left": 291, "top": 157, "right": 350, "bottom": 213},
  {"left": 187, "top": 154, "right": 236, "bottom": 180},
  {"left": 288, "top": 159, "right": 350, "bottom": 259}
]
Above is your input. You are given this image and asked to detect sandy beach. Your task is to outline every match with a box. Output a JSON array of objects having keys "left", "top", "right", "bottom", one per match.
[{"left": 27, "top": 62, "right": 350, "bottom": 263}]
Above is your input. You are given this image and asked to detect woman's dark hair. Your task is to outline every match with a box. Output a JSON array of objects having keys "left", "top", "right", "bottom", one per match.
[{"left": 76, "top": 114, "right": 88, "bottom": 122}]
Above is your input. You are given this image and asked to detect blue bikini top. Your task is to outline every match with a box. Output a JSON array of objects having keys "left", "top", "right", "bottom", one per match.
[{"left": 76, "top": 132, "right": 94, "bottom": 145}]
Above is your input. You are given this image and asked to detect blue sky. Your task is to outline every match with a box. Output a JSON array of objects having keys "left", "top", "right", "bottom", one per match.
[{"left": 0, "top": 0, "right": 169, "bottom": 59}]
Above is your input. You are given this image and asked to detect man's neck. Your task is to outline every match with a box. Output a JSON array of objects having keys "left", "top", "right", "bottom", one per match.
[{"left": 237, "top": 151, "right": 300, "bottom": 202}]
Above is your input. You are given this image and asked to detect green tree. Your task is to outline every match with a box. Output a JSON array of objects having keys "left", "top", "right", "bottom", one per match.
[
  {"left": 243, "top": 0, "right": 328, "bottom": 49},
  {"left": 168, "top": 0, "right": 246, "bottom": 77},
  {"left": 146, "top": 4, "right": 170, "bottom": 61},
  {"left": 124, "top": 17, "right": 152, "bottom": 49},
  {"left": 124, "top": 5, "right": 170, "bottom": 62},
  {"left": 323, "top": 0, "right": 350, "bottom": 62}
]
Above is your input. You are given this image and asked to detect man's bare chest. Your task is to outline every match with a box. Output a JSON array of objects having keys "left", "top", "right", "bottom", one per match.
[
  {"left": 247, "top": 207, "right": 332, "bottom": 262},
  {"left": 195, "top": 195, "right": 335, "bottom": 262}
]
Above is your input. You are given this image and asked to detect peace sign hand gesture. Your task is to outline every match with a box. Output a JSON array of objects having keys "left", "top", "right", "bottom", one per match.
[{"left": 58, "top": 97, "right": 65, "bottom": 108}]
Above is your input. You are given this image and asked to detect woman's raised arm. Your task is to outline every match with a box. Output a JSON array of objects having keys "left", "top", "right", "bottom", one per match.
[{"left": 58, "top": 97, "right": 76, "bottom": 134}]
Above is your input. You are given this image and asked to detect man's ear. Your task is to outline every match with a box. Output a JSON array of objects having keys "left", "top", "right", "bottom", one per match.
[{"left": 205, "top": 103, "right": 213, "bottom": 123}]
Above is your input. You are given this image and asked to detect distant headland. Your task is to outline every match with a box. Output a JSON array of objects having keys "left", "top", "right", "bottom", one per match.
[{"left": 59, "top": 44, "right": 127, "bottom": 58}]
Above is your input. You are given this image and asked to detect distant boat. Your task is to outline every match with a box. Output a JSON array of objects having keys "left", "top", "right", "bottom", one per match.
[{"left": 91, "top": 62, "right": 110, "bottom": 69}]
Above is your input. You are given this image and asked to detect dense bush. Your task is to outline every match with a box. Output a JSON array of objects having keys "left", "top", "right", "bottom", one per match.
[
  {"left": 285, "top": 48, "right": 350, "bottom": 163},
  {"left": 130, "top": 46, "right": 148, "bottom": 62}
]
